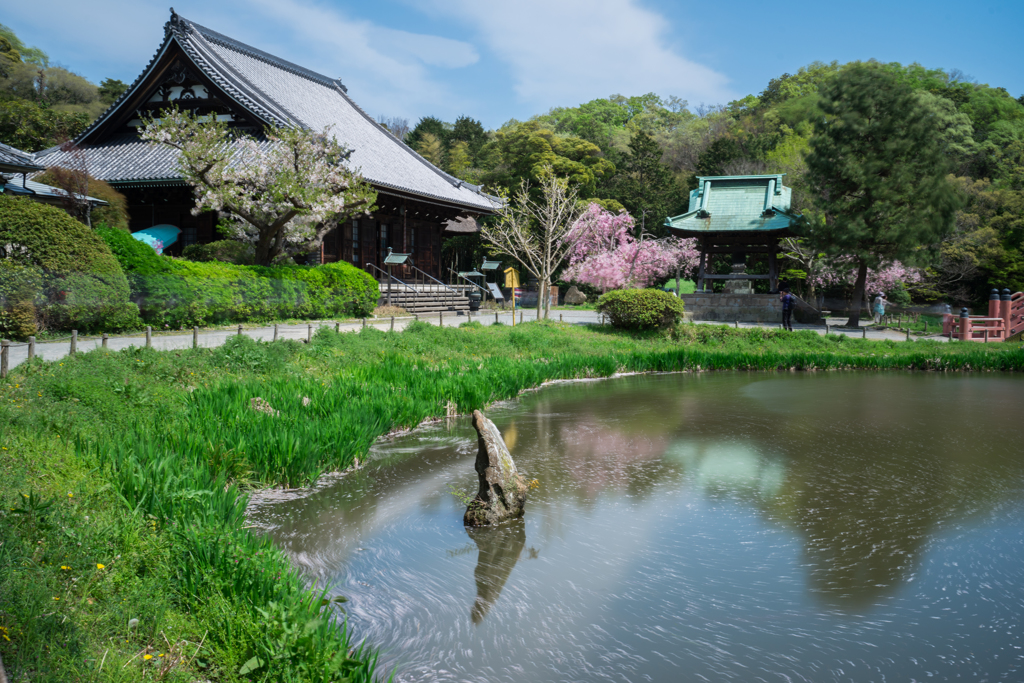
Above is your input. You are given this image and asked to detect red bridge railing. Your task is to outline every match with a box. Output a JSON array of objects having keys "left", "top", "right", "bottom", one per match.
[{"left": 942, "top": 289, "right": 1023, "bottom": 342}]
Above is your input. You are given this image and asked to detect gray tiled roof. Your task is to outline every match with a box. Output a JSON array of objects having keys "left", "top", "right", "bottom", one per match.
[
  {"left": 36, "top": 11, "right": 499, "bottom": 213},
  {"left": 0, "top": 142, "right": 44, "bottom": 173},
  {"left": 1, "top": 176, "right": 108, "bottom": 205}
]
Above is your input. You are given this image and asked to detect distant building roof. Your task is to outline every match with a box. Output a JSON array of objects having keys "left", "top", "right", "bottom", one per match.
[
  {"left": 0, "top": 142, "right": 44, "bottom": 174},
  {"left": 35, "top": 10, "right": 499, "bottom": 214},
  {"left": 664, "top": 175, "right": 798, "bottom": 236},
  {"left": 444, "top": 215, "right": 480, "bottom": 234},
  {"left": 0, "top": 175, "right": 108, "bottom": 206}
]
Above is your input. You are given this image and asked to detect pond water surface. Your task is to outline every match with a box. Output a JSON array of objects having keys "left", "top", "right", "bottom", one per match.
[{"left": 248, "top": 373, "right": 1024, "bottom": 682}]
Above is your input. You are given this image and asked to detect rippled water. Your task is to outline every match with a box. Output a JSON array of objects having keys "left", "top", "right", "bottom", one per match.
[{"left": 248, "top": 373, "right": 1024, "bottom": 682}]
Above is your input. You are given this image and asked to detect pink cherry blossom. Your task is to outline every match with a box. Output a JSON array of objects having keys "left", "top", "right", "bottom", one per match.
[{"left": 563, "top": 204, "right": 699, "bottom": 291}]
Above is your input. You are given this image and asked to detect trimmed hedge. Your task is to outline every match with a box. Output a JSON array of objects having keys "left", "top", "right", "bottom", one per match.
[
  {"left": 182, "top": 240, "right": 255, "bottom": 265},
  {"left": 98, "top": 228, "right": 379, "bottom": 327},
  {"left": 596, "top": 288, "right": 686, "bottom": 330},
  {"left": 0, "top": 195, "right": 141, "bottom": 336}
]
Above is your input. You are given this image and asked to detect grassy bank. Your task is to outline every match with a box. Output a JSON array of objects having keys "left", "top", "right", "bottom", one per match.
[{"left": 1, "top": 321, "right": 1021, "bottom": 681}]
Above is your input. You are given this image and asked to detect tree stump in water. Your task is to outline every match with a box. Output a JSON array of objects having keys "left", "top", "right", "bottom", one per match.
[{"left": 464, "top": 410, "right": 528, "bottom": 526}]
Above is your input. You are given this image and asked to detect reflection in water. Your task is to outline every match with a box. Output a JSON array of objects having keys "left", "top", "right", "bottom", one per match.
[
  {"left": 249, "top": 373, "right": 1024, "bottom": 683},
  {"left": 466, "top": 519, "right": 526, "bottom": 624}
]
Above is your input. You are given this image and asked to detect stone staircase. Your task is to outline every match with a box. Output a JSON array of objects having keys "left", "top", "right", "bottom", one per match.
[{"left": 378, "top": 283, "right": 471, "bottom": 314}]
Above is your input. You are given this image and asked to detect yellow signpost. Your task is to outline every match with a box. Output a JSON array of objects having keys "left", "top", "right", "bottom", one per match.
[{"left": 504, "top": 267, "right": 519, "bottom": 326}]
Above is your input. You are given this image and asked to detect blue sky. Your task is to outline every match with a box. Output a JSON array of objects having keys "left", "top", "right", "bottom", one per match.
[{"left": 4, "top": 0, "right": 1022, "bottom": 129}]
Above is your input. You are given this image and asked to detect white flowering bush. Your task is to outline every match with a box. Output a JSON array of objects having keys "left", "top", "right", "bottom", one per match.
[{"left": 141, "top": 109, "right": 377, "bottom": 265}]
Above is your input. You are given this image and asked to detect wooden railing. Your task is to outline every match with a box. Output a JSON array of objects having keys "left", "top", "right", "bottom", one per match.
[{"left": 942, "top": 288, "right": 1022, "bottom": 342}]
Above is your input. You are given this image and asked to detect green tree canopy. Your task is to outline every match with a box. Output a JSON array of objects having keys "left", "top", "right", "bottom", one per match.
[
  {"left": 802, "top": 62, "right": 960, "bottom": 325},
  {"left": 98, "top": 78, "right": 128, "bottom": 105},
  {"left": 482, "top": 121, "right": 614, "bottom": 198}
]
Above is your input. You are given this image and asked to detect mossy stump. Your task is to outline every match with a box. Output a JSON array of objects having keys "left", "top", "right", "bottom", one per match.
[{"left": 464, "top": 410, "right": 528, "bottom": 527}]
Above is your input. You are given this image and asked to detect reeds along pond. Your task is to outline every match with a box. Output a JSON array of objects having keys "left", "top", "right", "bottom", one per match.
[{"left": 51, "top": 322, "right": 1024, "bottom": 681}]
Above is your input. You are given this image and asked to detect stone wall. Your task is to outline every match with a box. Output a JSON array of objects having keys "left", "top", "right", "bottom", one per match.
[
  {"left": 681, "top": 293, "right": 783, "bottom": 323},
  {"left": 682, "top": 293, "right": 824, "bottom": 324}
]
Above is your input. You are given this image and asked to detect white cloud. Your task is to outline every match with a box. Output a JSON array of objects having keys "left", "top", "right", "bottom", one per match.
[
  {"left": 425, "top": 0, "right": 735, "bottom": 109},
  {"left": 231, "top": 0, "right": 479, "bottom": 119}
]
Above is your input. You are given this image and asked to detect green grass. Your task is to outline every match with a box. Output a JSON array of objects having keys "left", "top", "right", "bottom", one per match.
[{"left": 1, "top": 320, "right": 1021, "bottom": 681}]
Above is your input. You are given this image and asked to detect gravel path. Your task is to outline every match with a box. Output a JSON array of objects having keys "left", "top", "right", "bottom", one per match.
[{"left": 1, "top": 309, "right": 947, "bottom": 374}]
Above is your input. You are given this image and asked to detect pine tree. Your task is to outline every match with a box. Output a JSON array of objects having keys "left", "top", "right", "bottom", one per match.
[
  {"left": 616, "top": 130, "right": 675, "bottom": 233},
  {"left": 803, "top": 63, "right": 960, "bottom": 326}
]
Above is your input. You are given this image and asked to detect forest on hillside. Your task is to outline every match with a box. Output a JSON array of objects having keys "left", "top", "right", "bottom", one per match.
[{"left": 3, "top": 22, "right": 1022, "bottom": 306}]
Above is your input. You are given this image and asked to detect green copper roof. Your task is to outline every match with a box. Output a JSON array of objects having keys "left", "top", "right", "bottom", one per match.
[{"left": 664, "top": 174, "right": 798, "bottom": 235}]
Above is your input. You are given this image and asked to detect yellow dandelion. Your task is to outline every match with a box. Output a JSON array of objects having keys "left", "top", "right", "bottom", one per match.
[
  {"left": 53, "top": 596, "right": 59, "bottom": 601},
  {"left": 68, "top": 492, "right": 73, "bottom": 498},
  {"left": 143, "top": 654, "right": 153, "bottom": 660},
  {"left": 60, "top": 565, "right": 70, "bottom": 570},
  {"left": 96, "top": 563, "right": 105, "bottom": 570},
  {"left": 158, "top": 653, "right": 164, "bottom": 657}
]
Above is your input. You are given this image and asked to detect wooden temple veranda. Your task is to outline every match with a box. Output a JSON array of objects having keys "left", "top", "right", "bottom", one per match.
[
  {"left": 664, "top": 174, "right": 801, "bottom": 322},
  {"left": 35, "top": 10, "right": 499, "bottom": 285}
]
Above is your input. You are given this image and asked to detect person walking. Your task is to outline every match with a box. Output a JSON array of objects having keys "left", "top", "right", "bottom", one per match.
[
  {"left": 873, "top": 292, "right": 887, "bottom": 324},
  {"left": 780, "top": 287, "right": 795, "bottom": 331}
]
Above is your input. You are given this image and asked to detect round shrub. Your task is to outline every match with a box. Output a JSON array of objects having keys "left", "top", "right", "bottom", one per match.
[
  {"left": 0, "top": 261, "right": 43, "bottom": 337},
  {"left": 596, "top": 288, "right": 686, "bottom": 330},
  {"left": 0, "top": 195, "right": 140, "bottom": 334}
]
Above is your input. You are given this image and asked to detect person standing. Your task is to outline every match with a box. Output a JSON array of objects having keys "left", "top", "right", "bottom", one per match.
[
  {"left": 780, "top": 287, "right": 795, "bottom": 331},
  {"left": 873, "top": 292, "right": 887, "bottom": 324}
]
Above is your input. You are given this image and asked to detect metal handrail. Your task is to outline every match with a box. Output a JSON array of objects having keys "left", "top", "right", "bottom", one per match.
[
  {"left": 448, "top": 268, "right": 490, "bottom": 308},
  {"left": 365, "top": 262, "right": 418, "bottom": 306},
  {"left": 408, "top": 264, "right": 461, "bottom": 309}
]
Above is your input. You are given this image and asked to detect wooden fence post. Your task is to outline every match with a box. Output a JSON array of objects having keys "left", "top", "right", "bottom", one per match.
[
  {"left": 193, "top": 327, "right": 198, "bottom": 348},
  {"left": 362, "top": 318, "right": 367, "bottom": 329},
  {"left": 273, "top": 324, "right": 278, "bottom": 342},
  {"left": 861, "top": 326, "right": 866, "bottom": 340},
  {"left": 145, "top": 326, "right": 151, "bottom": 348},
  {"left": 1, "top": 340, "right": 8, "bottom": 379},
  {"left": 102, "top": 333, "right": 108, "bottom": 349},
  {"left": 307, "top": 324, "right": 313, "bottom": 343},
  {"left": 439, "top": 312, "right": 443, "bottom": 326},
  {"left": 71, "top": 330, "right": 78, "bottom": 354},
  {"left": 28, "top": 336, "right": 35, "bottom": 360},
  {"left": 390, "top": 316, "right": 395, "bottom": 332},
  {"left": 335, "top": 321, "right": 340, "bottom": 333},
  {"left": 237, "top": 324, "right": 243, "bottom": 336}
]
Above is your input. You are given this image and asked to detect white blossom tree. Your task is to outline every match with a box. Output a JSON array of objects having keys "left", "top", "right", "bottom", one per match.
[
  {"left": 480, "top": 169, "right": 584, "bottom": 319},
  {"left": 141, "top": 108, "right": 377, "bottom": 265}
]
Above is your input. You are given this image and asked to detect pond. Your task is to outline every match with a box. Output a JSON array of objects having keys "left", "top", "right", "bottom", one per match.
[{"left": 248, "top": 372, "right": 1024, "bottom": 682}]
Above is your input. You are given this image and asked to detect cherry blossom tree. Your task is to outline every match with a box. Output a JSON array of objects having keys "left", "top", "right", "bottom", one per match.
[
  {"left": 563, "top": 203, "right": 699, "bottom": 292},
  {"left": 809, "top": 258, "right": 922, "bottom": 302},
  {"left": 141, "top": 108, "right": 377, "bottom": 265}
]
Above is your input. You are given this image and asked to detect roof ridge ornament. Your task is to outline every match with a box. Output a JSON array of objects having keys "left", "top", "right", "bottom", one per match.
[{"left": 166, "top": 8, "right": 193, "bottom": 38}]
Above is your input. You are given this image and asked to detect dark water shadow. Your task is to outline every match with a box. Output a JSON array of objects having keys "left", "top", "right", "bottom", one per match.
[{"left": 466, "top": 518, "right": 527, "bottom": 624}]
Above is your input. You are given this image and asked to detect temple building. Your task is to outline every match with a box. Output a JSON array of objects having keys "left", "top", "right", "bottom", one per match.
[
  {"left": 35, "top": 10, "right": 498, "bottom": 281},
  {"left": 665, "top": 174, "right": 808, "bottom": 322}
]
